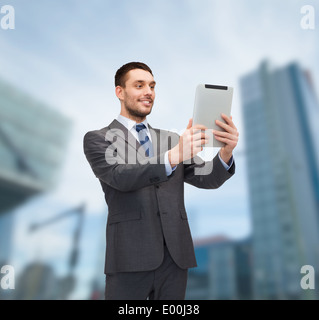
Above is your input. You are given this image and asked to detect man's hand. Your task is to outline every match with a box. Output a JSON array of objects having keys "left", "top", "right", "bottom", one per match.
[
  {"left": 213, "top": 114, "right": 239, "bottom": 164},
  {"left": 168, "top": 119, "right": 209, "bottom": 167}
]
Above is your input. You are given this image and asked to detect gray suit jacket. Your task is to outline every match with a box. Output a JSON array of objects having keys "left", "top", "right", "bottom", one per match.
[{"left": 83, "top": 119, "right": 235, "bottom": 273}]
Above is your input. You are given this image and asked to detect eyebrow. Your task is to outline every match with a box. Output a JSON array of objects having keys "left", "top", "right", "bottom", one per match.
[{"left": 134, "top": 80, "right": 156, "bottom": 85}]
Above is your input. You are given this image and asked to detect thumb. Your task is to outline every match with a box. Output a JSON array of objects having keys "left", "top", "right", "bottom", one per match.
[{"left": 187, "top": 118, "right": 193, "bottom": 130}]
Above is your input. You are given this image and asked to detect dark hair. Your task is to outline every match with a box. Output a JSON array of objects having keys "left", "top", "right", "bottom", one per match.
[{"left": 115, "top": 62, "right": 153, "bottom": 87}]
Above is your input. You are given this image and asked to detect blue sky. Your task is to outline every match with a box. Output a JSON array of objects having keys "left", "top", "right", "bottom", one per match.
[{"left": 1, "top": 0, "right": 318, "bottom": 299}]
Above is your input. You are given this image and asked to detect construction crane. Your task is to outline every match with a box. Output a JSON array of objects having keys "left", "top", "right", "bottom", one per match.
[{"left": 29, "top": 203, "right": 85, "bottom": 299}]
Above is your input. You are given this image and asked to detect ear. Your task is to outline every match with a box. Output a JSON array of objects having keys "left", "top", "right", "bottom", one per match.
[{"left": 115, "top": 86, "right": 124, "bottom": 100}]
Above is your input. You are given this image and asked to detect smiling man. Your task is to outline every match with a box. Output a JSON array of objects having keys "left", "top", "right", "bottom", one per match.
[{"left": 83, "top": 62, "right": 238, "bottom": 300}]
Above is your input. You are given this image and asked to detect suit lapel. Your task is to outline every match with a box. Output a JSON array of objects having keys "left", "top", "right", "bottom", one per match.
[
  {"left": 108, "top": 119, "right": 146, "bottom": 159},
  {"left": 108, "top": 119, "right": 138, "bottom": 147},
  {"left": 149, "top": 125, "right": 161, "bottom": 157}
]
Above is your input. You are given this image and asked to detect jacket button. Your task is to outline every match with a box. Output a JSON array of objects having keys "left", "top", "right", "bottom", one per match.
[{"left": 155, "top": 185, "right": 160, "bottom": 189}]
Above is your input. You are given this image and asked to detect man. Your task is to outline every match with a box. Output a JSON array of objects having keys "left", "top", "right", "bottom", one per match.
[{"left": 83, "top": 62, "right": 238, "bottom": 300}]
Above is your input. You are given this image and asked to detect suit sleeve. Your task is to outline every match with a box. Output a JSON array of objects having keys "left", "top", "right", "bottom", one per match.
[
  {"left": 183, "top": 153, "right": 235, "bottom": 189},
  {"left": 83, "top": 130, "right": 168, "bottom": 192}
]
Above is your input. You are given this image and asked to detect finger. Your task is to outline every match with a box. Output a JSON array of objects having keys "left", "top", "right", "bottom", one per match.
[
  {"left": 220, "top": 113, "right": 236, "bottom": 128},
  {"left": 221, "top": 114, "right": 237, "bottom": 130},
  {"left": 193, "top": 124, "right": 208, "bottom": 131},
  {"left": 186, "top": 118, "right": 193, "bottom": 130},
  {"left": 193, "top": 139, "right": 209, "bottom": 149},
  {"left": 215, "top": 119, "right": 237, "bottom": 134},
  {"left": 214, "top": 135, "right": 238, "bottom": 147},
  {"left": 190, "top": 128, "right": 207, "bottom": 138},
  {"left": 193, "top": 131, "right": 209, "bottom": 141},
  {"left": 213, "top": 130, "right": 238, "bottom": 141}
]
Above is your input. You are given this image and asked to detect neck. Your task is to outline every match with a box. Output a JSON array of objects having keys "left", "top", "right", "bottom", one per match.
[{"left": 120, "top": 109, "right": 146, "bottom": 123}]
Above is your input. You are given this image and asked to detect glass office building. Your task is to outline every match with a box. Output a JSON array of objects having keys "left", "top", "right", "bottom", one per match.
[
  {"left": 240, "top": 61, "right": 319, "bottom": 299},
  {"left": 0, "top": 77, "right": 72, "bottom": 263},
  {"left": 186, "top": 236, "right": 252, "bottom": 300}
]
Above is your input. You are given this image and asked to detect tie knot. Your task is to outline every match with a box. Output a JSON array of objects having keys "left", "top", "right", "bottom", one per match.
[{"left": 135, "top": 123, "right": 147, "bottom": 133}]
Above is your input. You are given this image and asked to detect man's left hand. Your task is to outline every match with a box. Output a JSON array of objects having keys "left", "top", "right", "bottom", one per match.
[{"left": 213, "top": 114, "right": 239, "bottom": 164}]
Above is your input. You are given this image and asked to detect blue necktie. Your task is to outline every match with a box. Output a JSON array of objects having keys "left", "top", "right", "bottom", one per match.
[{"left": 135, "top": 123, "right": 153, "bottom": 157}]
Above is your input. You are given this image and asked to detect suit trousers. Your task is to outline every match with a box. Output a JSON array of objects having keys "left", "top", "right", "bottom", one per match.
[{"left": 104, "top": 244, "right": 188, "bottom": 300}]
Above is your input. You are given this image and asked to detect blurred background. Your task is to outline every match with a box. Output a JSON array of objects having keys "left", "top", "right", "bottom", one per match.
[{"left": 0, "top": 0, "right": 318, "bottom": 300}]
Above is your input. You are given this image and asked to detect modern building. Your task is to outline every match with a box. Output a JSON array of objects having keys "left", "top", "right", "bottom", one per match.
[
  {"left": 0, "top": 77, "right": 72, "bottom": 264},
  {"left": 240, "top": 61, "right": 319, "bottom": 299},
  {"left": 186, "top": 236, "right": 252, "bottom": 300}
]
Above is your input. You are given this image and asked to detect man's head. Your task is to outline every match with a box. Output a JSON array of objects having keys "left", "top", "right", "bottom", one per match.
[{"left": 115, "top": 62, "right": 156, "bottom": 122}]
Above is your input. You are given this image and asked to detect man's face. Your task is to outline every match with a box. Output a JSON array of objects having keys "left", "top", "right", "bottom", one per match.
[{"left": 117, "top": 69, "right": 156, "bottom": 120}]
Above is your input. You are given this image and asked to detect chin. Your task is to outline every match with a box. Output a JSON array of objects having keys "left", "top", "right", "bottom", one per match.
[
  {"left": 140, "top": 106, "right": 153, "bottom": 116},
  {"left": 125, "top": 103, "right": 153, "bottom": 118}
]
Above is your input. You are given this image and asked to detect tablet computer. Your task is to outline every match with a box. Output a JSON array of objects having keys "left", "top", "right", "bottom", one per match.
[{"left": 192, "top": 84, "right": 233, "bottom": 147}]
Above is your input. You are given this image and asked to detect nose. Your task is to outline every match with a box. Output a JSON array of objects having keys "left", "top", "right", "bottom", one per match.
[{"left": 144, "top": 86, "right": 153, "bottom": 96}]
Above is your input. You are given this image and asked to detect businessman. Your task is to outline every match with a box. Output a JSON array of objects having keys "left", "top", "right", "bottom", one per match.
[{"left": 83, "top": 62, "right": 238, "bottom": 300}]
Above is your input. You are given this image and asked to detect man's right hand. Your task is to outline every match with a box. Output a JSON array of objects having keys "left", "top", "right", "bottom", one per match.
[{"left": 168, "top": 118, "right": 209, "bottom": 167}]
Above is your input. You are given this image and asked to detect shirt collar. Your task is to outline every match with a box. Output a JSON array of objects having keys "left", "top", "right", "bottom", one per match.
[{"left": 117, "top": 114, "right": 149, "bottom": 132}]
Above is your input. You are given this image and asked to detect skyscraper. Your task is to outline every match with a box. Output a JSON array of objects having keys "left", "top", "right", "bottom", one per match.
[{"left": 240, "top": 61, "right": 319, "bottom": 299}]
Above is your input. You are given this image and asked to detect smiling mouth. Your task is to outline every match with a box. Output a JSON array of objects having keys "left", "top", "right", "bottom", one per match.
[{"left": 139, "top": 99, "right": 153, "bottom": 106}]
